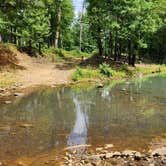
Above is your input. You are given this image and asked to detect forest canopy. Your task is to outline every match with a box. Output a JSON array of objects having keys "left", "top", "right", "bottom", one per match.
[{"left": 0, "top": 0, "right": 166, "bottom": 66}]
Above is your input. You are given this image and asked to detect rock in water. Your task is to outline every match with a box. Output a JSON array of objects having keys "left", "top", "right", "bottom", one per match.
[
  {"left": 105, "top": 153, "right": 113, "bottom": 159},
  {"left": 19, "top": 124, "right": 33, "bottom": 128},
  {"left": 151, "top": 147, "right": 166, "bottom": 157},
  {"left": 14, "top": 92, "right": 24, "bottom": 97},
  {"left": 97, "top": 83, "right": 104, "bottom": 88},
  {"left": 5, "top": 101, "right": 12, "bottom": 104}
]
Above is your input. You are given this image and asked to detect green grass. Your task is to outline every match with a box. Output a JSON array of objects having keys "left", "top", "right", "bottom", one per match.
[
  {"left": 135, "top": 64, "right": 166, "bottom": 75},
  {"left": 0, "top": 73, "right": 15, "bottom": 88},
  {"left": 72, "top": 64, "right": 126, "bottom": 81},
  {"left": 72, "top": 67, "right": 102, "bottom": 81}
]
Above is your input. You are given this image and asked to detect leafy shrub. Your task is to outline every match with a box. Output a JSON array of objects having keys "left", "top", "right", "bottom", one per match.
[
  {"left": 99, "top": 63, "right": 112, "bottom": 77},
  {"left": 72, "top": 67, "right": 100, "bottom": 81}
]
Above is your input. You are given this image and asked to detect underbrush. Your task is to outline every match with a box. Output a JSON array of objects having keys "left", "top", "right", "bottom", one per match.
[
  {"left": 72, "top": 63, "right": 126, "bottom": 81},
  {"left": 135, "top": 64, "right": 166, "bottom": 75},
  {"left": 0, "top": 73, "right": 15, "bottom": 88},
  {"left": 43, "top": 47, "right": 91, "bottom": 62}
]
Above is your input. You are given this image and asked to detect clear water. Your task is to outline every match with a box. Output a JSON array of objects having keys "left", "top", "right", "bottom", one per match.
[{"left": 0, "top": 75, "right": 166, "bottom": 160}]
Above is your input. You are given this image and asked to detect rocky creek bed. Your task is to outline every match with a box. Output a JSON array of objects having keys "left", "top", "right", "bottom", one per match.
[{"left": 61, "top": 145, "right": 166, "bottom": 166}]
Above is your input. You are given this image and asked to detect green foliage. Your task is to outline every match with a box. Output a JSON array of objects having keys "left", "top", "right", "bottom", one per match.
[
  {"left": 99, "top": 63, "right": 126, "bottom": 77},
  {"left": 72, "top": 65, "right": 126, "bottom": 81},
  {"left": 99, "top": 63, "right": 112, "bottom": 77},
  {"left": 72, "top": 67, "right": 101, "bottom": 81}
]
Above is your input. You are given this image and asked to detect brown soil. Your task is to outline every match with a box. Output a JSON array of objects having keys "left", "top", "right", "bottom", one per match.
[{"left": 0, "top": 45, "right": 76, "bottom": 88}]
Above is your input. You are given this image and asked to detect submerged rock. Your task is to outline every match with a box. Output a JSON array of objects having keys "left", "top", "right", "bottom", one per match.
[
  {"left": 5, "top": 101, "right": 12, "bottom": 104},
  {"left": 0, "top": 88, "right": 5, "bottom": 92},
  {"left": 14, "top": 92, "right": 24, "bottom": 97},
  {"left": 19, "top": 124, "right": 33, "bottom": 128},
  {"left": 0, "top": 125, "right": 10, "bottom": 132},
  {"left": 96, "top": 83, "right": 104, "bottom": 88},
  {"left": 17, "top": 161, "right": 26, "bottom": 166}
]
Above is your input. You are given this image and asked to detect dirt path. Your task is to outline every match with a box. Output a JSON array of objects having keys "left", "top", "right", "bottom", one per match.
[{"left": 13, "top": 52, "right": 75, "bottom": 87}]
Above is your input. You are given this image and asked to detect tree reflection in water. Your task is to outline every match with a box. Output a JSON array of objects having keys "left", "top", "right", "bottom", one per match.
[{"left": 67, "top": 92, "right": 89, "bottom": 152}]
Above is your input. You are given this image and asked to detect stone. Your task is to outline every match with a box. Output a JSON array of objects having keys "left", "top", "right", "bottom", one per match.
[
  {"left": 91, "top": 160, "right": 102, "bottom": 166},
  {"left": 122, "top": 88, "right": 127, "bottom": 91},
  {"left": 17, "top": 162, "right": 26, "bottom": 166},
  {"left": 88, "top": 155, "right": 101, "bottom": 161},
  {"left": 96, "top": 147, "right": 103, "bottom": 151},
  {"left": 122, "top": 150, "right": 135, "bottom": 157},
  {"left": 5, "top": 101, "right": 12, "bottom": 104},
  {"left": 113, "top": 152, "right": 121, "bottom": 157},
  {"left": 134, "top": 152, "right": 142, "bottom": 160},
  {"left": 105, "top": 153, "right": 113, "bottom": 159},
  {"left": 14, "top": 92, "right": 24, "bottom": 97},
  {"left": 0, "top": 88, "right": 5, "bottom": 92},
  {"left": 97, "top": 84, "right": 104, "bottom": 88},
  {"left": 19, "top": 124, "right": 33, "bottom": 128},
  {"left": 0, "top": 125, "right": 10, "bottom": 132},
  {"left": 152, "top": 147, "right": 166, "bottom": 157},
  {"left": 104, "top": 144, "right": 114, "bottom": 149},
  {"left": 45, "top": 161, "right": 49, "bottom": 164}
]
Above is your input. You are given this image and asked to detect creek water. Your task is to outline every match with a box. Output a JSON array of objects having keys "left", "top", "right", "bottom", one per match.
[{"left": 0, "top": 75, "right": 166, "bottom": 161}]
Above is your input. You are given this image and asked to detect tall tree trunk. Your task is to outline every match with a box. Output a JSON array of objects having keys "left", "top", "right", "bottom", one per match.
[
  {"left": 114, "top": 29, "right": 118, "bottom": 61},
  {"left": 128, "top": 39, "right": 132, "bottom": 65},
  {"left": 10, "top": 26, "right": 13, "bottom": 43},
  {"left": 54, "top": 5, "right": 61, "bottom": 48},
  {"left": 79, "top": 0, "right": 85, "bottom": 52},
  {"left": 109, "top": 30, "right": 113, "bottom": 58},
  {"left": 131, "top": 53, "right": 136, "bottom": 66},
  {"left": 97, "top": 36, "right": 103, "bottom": 58},
  {"left": 13, "top": 27, "right": 17, "bottom": 44},
  {"left": 38, "top": 43, "right": 42, "bottom": 55},
  {"left": 0, "top": 34, "right": 2, "bottom": 43}
]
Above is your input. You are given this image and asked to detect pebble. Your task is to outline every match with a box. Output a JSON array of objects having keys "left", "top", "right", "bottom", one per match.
[
  {"left": 5, "top": 101, "right": 12, "bottom": 104},
  {"left": 17, "top": 162, "right": 26, "bottom": 166},
  {"left": 105, "top": 152, "right": 113, "bottom": 159},
  {"left": 104, "top": 144, "right": 114, "bottom": 149},
  {"left": 113, "top": 151, "right": 121, "bottom": 157},
  {"left": 19, "top": 124, "right": 33, "bottom": 128},
  {"left": 96, "top": 147, "right": 103, "bottom": 151},
  {"left": 14, "top": 92, "right": 24, "bottom": 97},
  {"left": 152, "top": 147, "right": 166, "bottom": 157}
]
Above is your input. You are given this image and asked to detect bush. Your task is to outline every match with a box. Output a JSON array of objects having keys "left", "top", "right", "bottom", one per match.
[
  {"left": 72, "top": 67, "right": 100, "bottom": 81},
  {"left": 99, "top": 63, "right": 112, "bottom": 77}
]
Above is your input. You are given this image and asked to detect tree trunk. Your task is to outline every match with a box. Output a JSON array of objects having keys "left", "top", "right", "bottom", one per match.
[
  {"left": 54, "top": 5, "right": 61, "bottom": 48},
  {"left": 109, "top": 30, "right": 113, "bottom": 58},
  {"left": 0, "top": 34, "right": 2, "bottom": 43},
  {"left": 131, "top": 53, "right": 136, "bottom": 66},
  {"left": 38, "top": 43, "right": 42, "bottom": 55},
  {"left": 79, "top": 0, "right": 85, "bottom": 52},
  {"left": 97, "top": 37, "right": 103, "bottom": 58},
  {"left": 128, "top": 39, "right": 132, "bottom": 65},
  {"left": 114, "top": 29, "right": 118, "bottom": 61}
]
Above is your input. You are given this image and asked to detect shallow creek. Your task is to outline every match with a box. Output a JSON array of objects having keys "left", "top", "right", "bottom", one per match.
[{"left": 0, "top": 75, "right": 166, "bottom": 164}]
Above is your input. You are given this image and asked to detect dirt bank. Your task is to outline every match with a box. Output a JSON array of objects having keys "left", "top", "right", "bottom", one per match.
[{"left": 0, "top": 45, "right": 77, "bottom": 99}]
